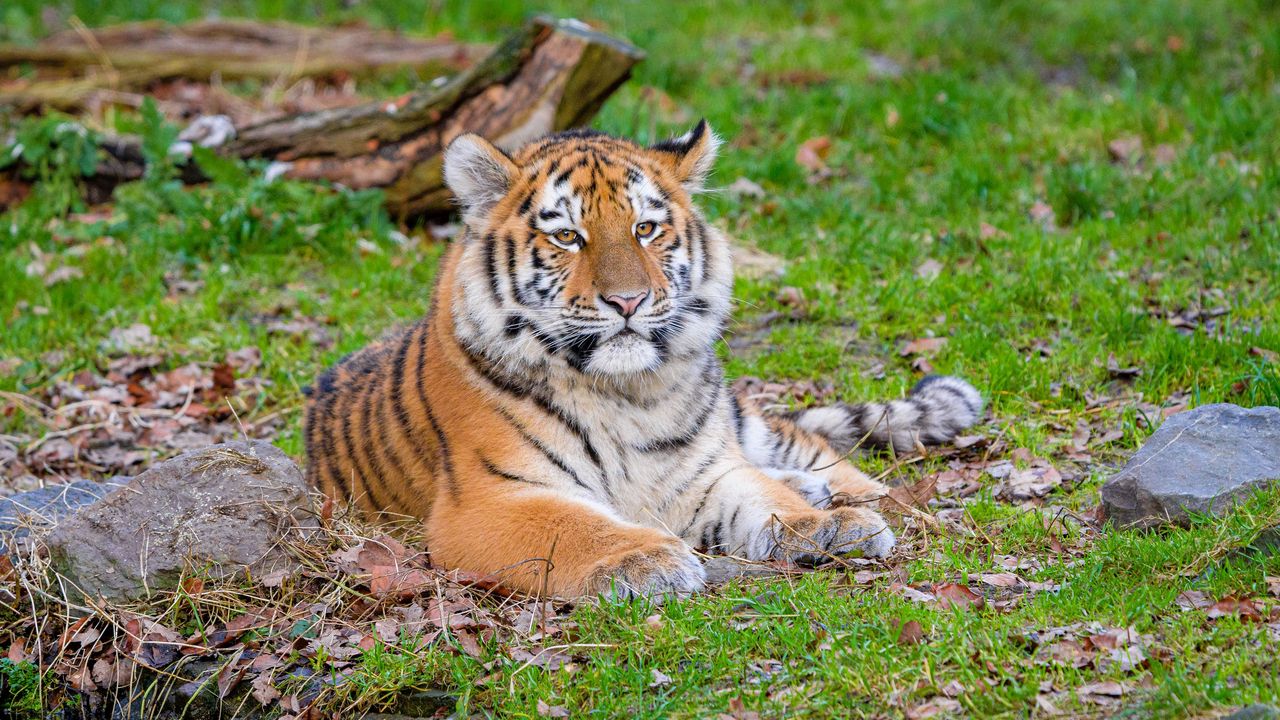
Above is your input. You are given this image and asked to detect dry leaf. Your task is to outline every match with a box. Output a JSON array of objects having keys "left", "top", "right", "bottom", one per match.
[
  {"left": 795, "top": 136, "right": 832, "bottom": 173},
  {"left": 915, "top": 258, "right": 943, "bottom": 280},
  {"left": 650, "top": 668, "right": 673, "bottom": 688},
  {"left": 979, "top": 572, "right": 1022, "bottom": 588},
  {"left": 1076, "top": 681, "right": 1126, "bottom": 704},
  {"left": 934, "top": 583, "right": 984, "bottom": 611},
  {"left": 1107, "top": 136, "right": 1143, "bottom": 164},
  {"left": 537, "top": 700, "right": 571, "bottom": 718},
  {"left": 896, "top": 619, "right": 925, "bottom": 646},
  {"left": 899, "top": 337, "right": 947, "bottom": 357}
]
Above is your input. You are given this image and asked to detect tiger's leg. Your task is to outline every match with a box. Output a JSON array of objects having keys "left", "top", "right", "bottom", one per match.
[
  {"left": 426, "top": 487, "right": 704, "bottom": 600},
  {"left": 736, "top": 399, "right": 889, "bottom": 509},
  {"left": 676, "top": 462, "right": 895, "bottom": 562}
]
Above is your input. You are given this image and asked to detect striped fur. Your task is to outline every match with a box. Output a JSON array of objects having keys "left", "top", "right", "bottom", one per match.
[{"left": 304, "top": 123, "right": 983, "bottom": 599}]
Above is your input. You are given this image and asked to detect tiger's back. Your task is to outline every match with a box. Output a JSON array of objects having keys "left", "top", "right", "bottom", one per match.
[{"left": 304, "top": 321, "right": 442, "bottom": 520}]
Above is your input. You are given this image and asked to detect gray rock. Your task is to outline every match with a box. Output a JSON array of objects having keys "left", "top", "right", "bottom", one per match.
[
  {"left": 0, "top": 479, "right": 125, "bottom": 541},
  {"left": 47, "top": 441, "right": 314, "bottom": 603},
  {"left": 1101, "top": 404, "right": 1280, "bottom": 529},
  {"left": 1224, "top": 705, "right": 1280, "bottom": 720}
]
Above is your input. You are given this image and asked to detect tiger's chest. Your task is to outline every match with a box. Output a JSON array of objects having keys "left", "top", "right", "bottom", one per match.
[{"left": 539, "top": 356, "right": 732, "bottom": 520}]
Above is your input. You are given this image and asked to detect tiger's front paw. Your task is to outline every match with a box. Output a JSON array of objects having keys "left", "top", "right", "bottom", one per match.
[
  {"left": 587, "top": 538, "right": 706, "bottom": 601},
  {"left": 767, "top": 507, "right": 896, "bottom": 564}
]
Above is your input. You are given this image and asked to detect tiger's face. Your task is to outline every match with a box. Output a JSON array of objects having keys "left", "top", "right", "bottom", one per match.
[{"left": 444, "top": 122, "right": 731, "bottom": 377}]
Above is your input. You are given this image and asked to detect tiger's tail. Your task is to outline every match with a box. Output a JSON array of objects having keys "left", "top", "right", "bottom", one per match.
[{"left": 784, "top": 375, "right": 983, "bottom": 454}]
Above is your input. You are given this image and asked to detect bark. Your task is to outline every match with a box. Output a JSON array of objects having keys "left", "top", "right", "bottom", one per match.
[
  {"left": 2, "top": 16, "right": 644, "bottom": 219},
  {"left": 0, "top": 19, "right": 485, "bottom": 113},
  {"left": 230, "top": 15, "right": 644, "bottom": 218}
]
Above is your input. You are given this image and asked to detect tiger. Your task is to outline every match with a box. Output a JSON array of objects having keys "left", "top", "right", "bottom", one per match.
[{"left": 303, "top": 121, "right": 983, "bottom": 599}]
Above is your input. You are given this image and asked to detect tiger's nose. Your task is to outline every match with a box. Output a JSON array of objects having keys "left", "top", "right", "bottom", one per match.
[{"left": 602, "top": 292, "right": 648, "bottom": 319}]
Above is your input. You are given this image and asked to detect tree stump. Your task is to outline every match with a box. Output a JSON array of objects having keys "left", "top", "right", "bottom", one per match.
[{"left": 230, "top": 16, "right": 644, "bottom": 218}]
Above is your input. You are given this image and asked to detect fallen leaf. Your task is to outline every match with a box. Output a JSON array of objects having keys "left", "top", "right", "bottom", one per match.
[
  {"left": 934, "top": 583, "right": 984, "bottom": 611},
  {"left": 795, "top": 136, "right": 832, "bottom": 173},
  {"left": 1107, "top": 136, "right": 1143, "bottom": 164},
  {"left": 915, "top": 258, "right": 943, "bottom": 280},
  {"left": 979, "top": 222, "right": 1006, "bottom": 240},
  {"left": 723, "top": 697, "right": 762, "bottom": 720},
  {"left": 1152, "top": 143, "right": 1178, "bottom": 166},
  {"left": 1106, "top": 353, "right": 1141, "bottom": 379},
  {"left": 1250, "top": 347, "right": 1279, "bottom": 364},
  {"left": 726, "top": 177, "right": 766, "bottom": 199},
  {"left": 899, "top": 337, "right": 947, "bottom": 357},
  {"left": 251, "top": 671, "right": 281, "bottom": 705},
  {"left": 896, "top": 619, "right": 925, "bottom": 646},
  {"left": 44, "top": 265, "right": 84, "bottom": 287},
  {"left": 510, "top": 646, "right": 574, "bottom": 671},
  {"left": 537, "top": 699, "right": 570, "bottom": 718},
  {"left": 887, "top": 475, "right": 938, "bottom": 512},
  {"left": 650, "top": 668, "right": 673, "bottom": 688},
  {"left": 999, "top": 463, "right": 1063, "bottom": 500},
  {"left": 1206, "top": 596, "right": 1264, "bottom": 622},
  {"left": 1076, "top": 681, "right": 1126, "bottom": 704},
  {"left": 979, "top": 573, "right": 1022, "bottom": 588},
  {"left": 1029, "top": 201, "right": 1057, "bottom": 231},
  {"left": 1175, "top": 590, "right": 1214, "bottom": 610},
  {"left": 906, "top": 698, "right": 961, "bottom": 719}
]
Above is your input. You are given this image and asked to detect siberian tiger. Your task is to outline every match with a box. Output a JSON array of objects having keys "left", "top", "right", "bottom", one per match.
[{"left": 304, "top": 121, "right": 982, "bottom": 599}]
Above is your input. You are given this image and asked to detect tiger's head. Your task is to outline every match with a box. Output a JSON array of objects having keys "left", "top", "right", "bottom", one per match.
[{"left": 443, "top": 122, "right": 731, "bottom": 378}]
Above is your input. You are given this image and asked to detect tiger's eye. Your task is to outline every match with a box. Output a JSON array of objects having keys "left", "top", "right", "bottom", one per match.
[
  {"left": 554, "top": 229, "right": 580, "bottom": 246},
  {"left": 635, "top": 221, "right": 656, "bottom": 238}
]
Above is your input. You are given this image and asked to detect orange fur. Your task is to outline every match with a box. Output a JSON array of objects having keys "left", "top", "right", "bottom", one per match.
[{"left": 304, "top": 124, "right": 979, "bottom": 598}]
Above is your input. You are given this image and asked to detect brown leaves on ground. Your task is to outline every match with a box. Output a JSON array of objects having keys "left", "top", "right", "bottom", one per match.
[
  {"left": 1, "top": 330, "right": 277, "bottom": 487},
  {"left": 4, "top": 512, "right": 584, "bottom": 716},
  {"left": 731, "top": 376, "right": 837, "bottom": 411}
]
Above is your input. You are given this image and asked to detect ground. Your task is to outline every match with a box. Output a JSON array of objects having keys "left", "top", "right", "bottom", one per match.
[{"left": 2, "top": 0, "right": 1279, "bottom": 718}]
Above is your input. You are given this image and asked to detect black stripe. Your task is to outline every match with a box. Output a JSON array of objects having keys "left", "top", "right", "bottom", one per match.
[
  {"left": 679, "top": 471, "right": 728, "bottom": 537},
  {"left": 479, "top": 453, "right": 547, "bottom": 486},
  {"left": 334, "top": 385, "right": 375, "bottom": 508},
  {"left": 355, "top": 380, "right": 395, "bottom": 512},
  {"left": 412, "top": 329, "right": 457, "bottom": 501},
  {"left": 459, "top": 342, "right": 605, "bottom": 472},
  {"left": 310, "top": 397, "right": 350, "bottom": 504},
  {"left": 653, "top": 450, "right": 720, "bottom": 515},
  {"left": 916, "top": 383, "right": 979, "bottom": 416},
  {"left": 634, "top": 384, "right": 717, "bottom": 453},
  {"left": 484, "top": 235, "right": 502, "bottom": 303},
  {"left": 493, "top": 405, "right": 592, "bottom": 493},
  {"left": 368, "top": 386, "right": 420, "bottom": 513},
  {"left": 423, "top": 401, "right": 457, "bottom": 501},
  {"left": 730, "top": 396, "right": 746, "bottom": 447},
  {"left": 389, "top": 326, "right": 443, "bottom": 481}
]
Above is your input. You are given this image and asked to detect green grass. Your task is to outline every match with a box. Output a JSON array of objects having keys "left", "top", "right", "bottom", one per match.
[{"left": 3, "top": 0, "right": 1280, "bottom": 717}]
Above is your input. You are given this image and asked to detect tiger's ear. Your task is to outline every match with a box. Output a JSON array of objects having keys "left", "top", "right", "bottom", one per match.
[
  {"left": 443, "top": 133, "right": 519, "bottom": 225},
  {"left": 649, "top": 119, "right": 721, "bottom": 194}
]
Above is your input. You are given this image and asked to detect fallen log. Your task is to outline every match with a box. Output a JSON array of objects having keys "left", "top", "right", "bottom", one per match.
[
  {"left": 0, "top": 19, "right": 486, "bottom": 113},
  {"left": 3, "top": 16, "right": 644, "bottom": 220},
  {"left": 230, "top": 15, "right": 644, "bottom": 218}
]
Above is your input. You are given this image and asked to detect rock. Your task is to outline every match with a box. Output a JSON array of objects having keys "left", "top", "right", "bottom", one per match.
[
  {"left": 0, "top": 479, "right": 125, "bottom": 544},
  {"left": 47, "top": 441, "right": 314, "bottom": 603},
  {"left": 1101, "top": 404, "right": 1280, "bottom": 529},
  {"left": 1224, "top": 705, "right": 1280, "bottom": 720}
]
